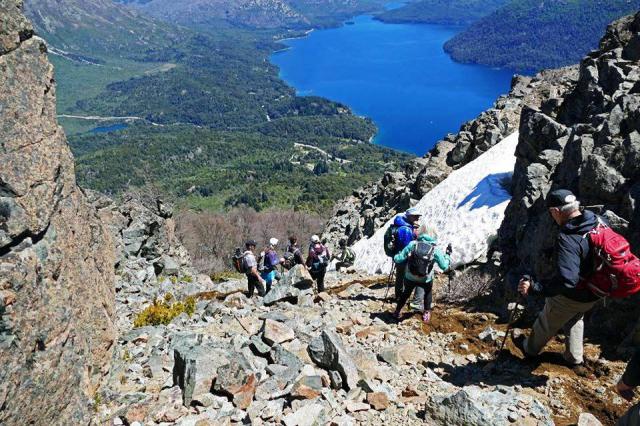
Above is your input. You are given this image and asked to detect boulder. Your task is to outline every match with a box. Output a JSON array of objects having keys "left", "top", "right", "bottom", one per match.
[
  {"left": 263, "top": 284, "right": 300, "bottom": 306},
  {"left": 262, "top": 319, "right": 295, "bottom": 346},
  {"left": 578, "top": 413, "right": 603, "bottom": 426},
  {"left": 282, "top": 403, "right": 326, "bottom": 426},
  {"left": 426, "top": 386, "right": 554, "bottom": 426},
  {"left": 366, "top": 392, "right": 390, "bottom": 411},
  {"left": 308, "top": 330, "right": 359, "bottom": 390},
  {"left": 213, "top": 358, "right": 257, "bottom": 410},
  {"left": 173, "top": 345, "right": 229, "bottom": 406}
]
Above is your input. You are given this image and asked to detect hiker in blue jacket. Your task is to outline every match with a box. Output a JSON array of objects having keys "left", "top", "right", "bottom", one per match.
[
  {"left": 392, "top": 208, "right": 421, "bottom": 303},
  {"left": 393, "top": 224, "right": 451, "bottom": 324}
]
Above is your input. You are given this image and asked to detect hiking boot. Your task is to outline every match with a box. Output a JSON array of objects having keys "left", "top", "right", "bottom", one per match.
[
  {"left": 571, "top": 364, "right": 590, "bottom": 378},
  {"left": 409, "top": 301, "right": 422, "bottom": 311},
  {"left": 422, "top": 310, "right": 431, "bottom": 324},
  {"left": 513, "top": 335, "right": 534, "bottom": 359}
]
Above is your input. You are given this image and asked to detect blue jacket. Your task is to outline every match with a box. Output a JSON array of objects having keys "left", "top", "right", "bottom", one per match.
[
  {"left": 393, "top": 214, "right": 415, "bottom": 252},
  {"left": 393, "top": 234, "right": 450, "bottom": 283}
]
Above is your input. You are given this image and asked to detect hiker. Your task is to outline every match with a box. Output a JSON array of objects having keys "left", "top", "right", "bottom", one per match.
[
  {"left": 385, "top": 207, "right": 422, "bottom": 307},
  {"left": 615, "top": 349, "right": 640, "bottom": 425},
  {"left": 260, "top": 238, "right": 284, "bottom": 294},
  {"left": 283, "top": 235, "right": 305, "bottom": 270},
  {"left": 335, "top": 239, "right": 356, "bottom": 271},
  {"left": 307, "top": 234, "right": 331, "bottom": 292},
  {"left": 516, "top": 189, "right": 603, "bottom": 374},
  {"left": 242, "top": 240, "right": 267, "bottom": 297},
  {"left": 392, "top": 224, "right": 451, "bottom": 323}
]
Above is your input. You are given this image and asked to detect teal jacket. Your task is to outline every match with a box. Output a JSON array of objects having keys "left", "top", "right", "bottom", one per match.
[{"left": 393, "top": 234, "right": 450, "bottom": 283}]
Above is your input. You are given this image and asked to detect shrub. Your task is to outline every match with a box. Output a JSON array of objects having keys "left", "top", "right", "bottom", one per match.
[{"left": 133, "top": 294, "right": 196, "bottom": 327}]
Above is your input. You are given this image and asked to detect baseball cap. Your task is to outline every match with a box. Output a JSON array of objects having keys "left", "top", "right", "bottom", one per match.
[
  {"left": 546, "top": 189, "right": 578, "bottom": 208},
  {"left": 405, "top": 207, "right": 422, "bottom": 217}
]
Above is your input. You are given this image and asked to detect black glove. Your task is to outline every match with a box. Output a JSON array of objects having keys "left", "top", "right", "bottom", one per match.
[{"left": 446, "top": 244, "right": 453, "bottom": 256}]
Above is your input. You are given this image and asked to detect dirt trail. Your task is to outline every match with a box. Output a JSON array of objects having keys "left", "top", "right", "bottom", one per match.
[{"left": 329, "top": 274, "right": 631, "bottom": 426}]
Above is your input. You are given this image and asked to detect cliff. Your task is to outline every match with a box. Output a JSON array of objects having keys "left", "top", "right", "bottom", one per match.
[
  {"left": 0, "top": 0, "right": 116, "bottom": 423},
  {"left": 498, "top": 12, "right": 640, "bottom": 279}
]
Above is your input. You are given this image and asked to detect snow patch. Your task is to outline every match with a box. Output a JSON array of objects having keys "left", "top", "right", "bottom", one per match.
[{"left": 352, "top": 132, "right": 520, "bottom": 274}]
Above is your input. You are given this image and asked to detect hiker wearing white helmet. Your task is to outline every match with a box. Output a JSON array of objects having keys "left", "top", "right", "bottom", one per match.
[
  {"left": 259, "top": 237, "right": 284, "bottom": 293},
  {"left": 307, "top": 235, "right": 331, "bottom": 292}
]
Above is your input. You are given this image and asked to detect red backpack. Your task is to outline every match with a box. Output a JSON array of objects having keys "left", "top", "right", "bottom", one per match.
[{"left": 580, "top": 223, "right": 640, "bottom": 298}]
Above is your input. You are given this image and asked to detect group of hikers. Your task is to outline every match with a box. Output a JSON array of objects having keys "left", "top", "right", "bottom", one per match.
[
  {"left": 234, "top": 234, "right": 355, "bottom": 297},
  {"left": 234, "top": 188, "right": 640, "bottom": 424}
]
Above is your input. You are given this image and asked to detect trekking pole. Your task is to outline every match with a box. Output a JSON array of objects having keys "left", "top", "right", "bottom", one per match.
[
  {"left": 384, "top": 262, "right": 396, "bottom": 303},
  {"left": 497, "top": 294, "right": 526, "bottom": 357}
]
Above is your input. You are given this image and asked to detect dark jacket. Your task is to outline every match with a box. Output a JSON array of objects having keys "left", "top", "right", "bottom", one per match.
[
  {"left": 393, "top": 214, "right": 415, "bottom": 253},
  {"left": 286, "top": 244, "right": 305, "bottom": 266},
  {"left": 306, "top": 243, "right": 330, "bottom": 272},
  {"left": 532, "top": 210, "right": 600, "bottom": 303}
]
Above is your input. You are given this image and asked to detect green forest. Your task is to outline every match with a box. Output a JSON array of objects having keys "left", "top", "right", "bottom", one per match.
[
  {"left": 443, "top": 0, "right": 640, "bottom": 72},
  {"left": 375, "top": 0, "right": 507, "bottom": 25}
]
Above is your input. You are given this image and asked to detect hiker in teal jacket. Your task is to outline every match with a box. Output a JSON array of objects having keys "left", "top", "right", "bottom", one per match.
[{"left": 392, "top": 225, "right": 451, "bottom": 323}]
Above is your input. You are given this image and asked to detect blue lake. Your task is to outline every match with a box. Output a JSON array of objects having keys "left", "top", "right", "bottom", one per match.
[{"left": 271, "top": 15, "right": 516, "bottom": 155}]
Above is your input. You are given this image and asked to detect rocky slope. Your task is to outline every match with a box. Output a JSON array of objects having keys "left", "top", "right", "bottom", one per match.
[
  {"left": 323, "top": 67, "right": 578, "bottom": 251},
  {"left": 498, "top": 12, "right": 640, "bottom": 280},
  {"left": 0, "top": 0, "right": 116, "bottom": 423}
]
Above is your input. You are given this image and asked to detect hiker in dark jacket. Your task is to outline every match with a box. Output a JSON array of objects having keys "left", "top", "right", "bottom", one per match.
[
  {"left": 392, "top": 224, "right": 450, "bottom": 323},
  {"left": 260, "top": 238, "right": 284, "bottom": 293},
  {"left": 243, "top": 240, "right": 267, "bottom": 297},
  {"left": 615, "top": 349, "right": 640, "bottom": 425},
  {"left": 517, "top": 189, "right": 601, "bottom": 373},
  {"left": 283, "top": 235, "right": 305, "bottom": 270},
  {"left": 392, "top": 208, "right": 421, "bottom": 304},
  {"left": 307, "top": 234, "right": 331, "bottom": 292}
]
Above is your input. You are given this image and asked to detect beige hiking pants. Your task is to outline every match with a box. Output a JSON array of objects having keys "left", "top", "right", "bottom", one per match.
[{"left": 524, "top": 294, "right": 598, "bottom": 365}]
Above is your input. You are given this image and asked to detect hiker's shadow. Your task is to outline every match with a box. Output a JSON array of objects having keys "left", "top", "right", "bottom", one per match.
[{"left": 431, "top": 351, "right": 554, "bottom": 388}]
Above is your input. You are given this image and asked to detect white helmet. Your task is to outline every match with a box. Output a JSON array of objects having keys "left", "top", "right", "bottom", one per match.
[
  {"left": 311, "top": 235, "right": 320, "bottom": 243},
  {"left": 269, "top": 237, "right": 279, "bottom": 246}
]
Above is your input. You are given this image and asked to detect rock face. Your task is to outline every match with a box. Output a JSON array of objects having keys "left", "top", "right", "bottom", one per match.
[
  {"left": 499, "top": 12, "right": 640, "bottom": 279},
  {"left": 323, "top": 67, "right": 578, "bottom": 252},
  {"left": 0, "top": 1, "right": 116, "bottom": 423}
]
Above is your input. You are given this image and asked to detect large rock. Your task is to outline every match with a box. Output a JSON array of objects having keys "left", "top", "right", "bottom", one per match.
[
  {"left": 262, "top": 319, "right": 295, "bottom": 346},
  {"left": 0, "top": 2, "right": 115, "bottom": 424},
  {"left": 173, "top": 345, "right": 230, "bottom": 406},
  {"left": 426, "top": 386, "right": 554, "bottom": 426},
  {"left": 308, "top": 330, "right": 359, "bottom": 390},
  {"left": 213, "top": 356, "right": 258, "bottom": 409},
  {"left": 499, "top": 12, "right": 640, "bottom": 299}
]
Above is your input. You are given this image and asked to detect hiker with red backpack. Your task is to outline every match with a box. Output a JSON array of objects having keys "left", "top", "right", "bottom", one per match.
[
  {"left": 307, "top": 235, "right": 331, "bottom": 292},
  {"left": 385, "top": 208, "right": 422, "bottom": 304},
  {"left": 392, "top": 224, "right": 451, "bottom": 323},
  {"left": 516, "top": 189, "right": 640, "bottom": 374}
]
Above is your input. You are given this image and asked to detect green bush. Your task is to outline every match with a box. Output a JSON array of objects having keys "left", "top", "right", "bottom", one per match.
[{"left": 133, "top": 294, "right": 196, "bottom": 327}]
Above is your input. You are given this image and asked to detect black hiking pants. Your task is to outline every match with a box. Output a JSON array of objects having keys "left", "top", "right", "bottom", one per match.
[
  {"left": 247, "top": 275, "right": 265, "bottom": 297},
  {"left": 311, "top": 269, "right": 326, "bottom": 293},
  {"left": 394, "top": 263, "right": 407, "bottom": 301},
  {"left": 396, "top": 278, "right": 433, "bottom": 314}
]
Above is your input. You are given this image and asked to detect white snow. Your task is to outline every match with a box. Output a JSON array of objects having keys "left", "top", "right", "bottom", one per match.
[{"left": 352, "top": 132, "right": 520, "bottom": 275}]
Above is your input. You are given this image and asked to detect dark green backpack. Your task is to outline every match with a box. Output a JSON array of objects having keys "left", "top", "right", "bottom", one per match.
[{"left": 384, "top": 225, "right": 399, "bottom": 257}]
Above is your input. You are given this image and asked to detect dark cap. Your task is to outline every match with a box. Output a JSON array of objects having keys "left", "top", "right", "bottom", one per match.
[
  {"left": 245, "top": 239, "right": 257, "bottom": 247},
  {"left": 546, "top": 189, "right": 578, "bottom": 208}
]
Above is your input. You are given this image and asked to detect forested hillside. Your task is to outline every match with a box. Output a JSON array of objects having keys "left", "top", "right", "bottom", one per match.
[
  {"left": 444, "top": 0, "right": 640, "bottom": 72},
  {"left": 375, "top": 0, "right": 507, "bottom": 25},
  {"left": 23, "top": 0, "right": 410, "bottom": 212}
]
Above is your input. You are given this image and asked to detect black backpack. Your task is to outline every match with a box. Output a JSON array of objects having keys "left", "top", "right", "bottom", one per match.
[
  {"left": 282, "top": 250, "right": 296, "bottom": 269},
  {"left": 232, "top": 248, "right": 248, "bottom": 274},
  {"left": 384, "top": 225, "right": 399, "bottom": 257},
  {"left": 408, "top": 241, "right": 435, "bottom": 277}
]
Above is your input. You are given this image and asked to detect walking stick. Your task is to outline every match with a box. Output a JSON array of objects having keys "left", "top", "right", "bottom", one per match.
[
  {"left": 384, "top": 262, "right": 396, "bottom": 304},
  {"left": 497, "top": 294, "right": 526, "bottom": 358}
]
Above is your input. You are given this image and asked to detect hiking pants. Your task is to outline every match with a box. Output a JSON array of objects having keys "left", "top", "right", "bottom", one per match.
[
  {"left": 311, "top": 269, "right": 326, "bottom": 293},
  {"left": 394, "top": 263, "right": 407, "bottom": 301},
  {"left": 524, "top": 294, "right": 598, "bottom": 365},
  {"left": 396, "top": 278, "right": 433, "bottom": 314},
  {"left": 247, "top": 275, "right": 265, "bottom": 297},
  {"left": 618, "top": 403, "right": 640, "bottom": 426}
]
